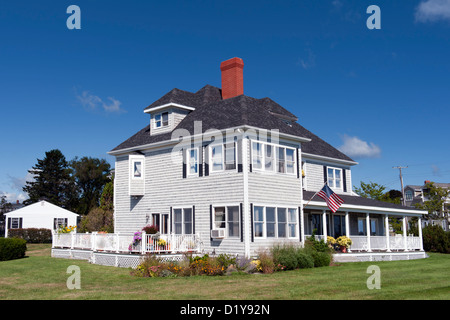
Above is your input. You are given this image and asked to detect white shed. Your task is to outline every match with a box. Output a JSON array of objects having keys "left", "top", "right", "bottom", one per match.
[{"left": 4, "top": 200, "right": 79, "bottom": 237}]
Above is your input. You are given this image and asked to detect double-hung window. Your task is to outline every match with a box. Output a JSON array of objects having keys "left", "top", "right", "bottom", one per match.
[
  {"left": 251, "top": 141, "right": 296, "bottom": 175},
  {"left": 327, "top": 167, "right": 342, "bottom": 190},
  {"left": 187, "top": 148, "right": 198, "bottom": 175},
  {"left": 213, "top": 205, "right": 240, "bottom": 238},
  {"left": 253, "top": 206, "right": 297, "bottom": 239},
  {"left": 154, "top": 111, "right": 169, "bottom": 128},
  {"left": 210, "top": 143, "right": 236, "bottom": 172},
  {"left": 174, "top": 207, "right": 193, "bottom": 235}
]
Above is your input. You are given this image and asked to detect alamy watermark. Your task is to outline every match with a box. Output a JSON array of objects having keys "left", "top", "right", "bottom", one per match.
[
  {"left": 66, "top": 265, "right": 81, "bottom": 290},
  {"left": 366, "top": 265, "right": 381, "bottom": 290}
]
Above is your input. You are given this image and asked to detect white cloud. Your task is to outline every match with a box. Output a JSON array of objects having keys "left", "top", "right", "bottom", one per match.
[
  {"left": 297, "top": 48, "right": 316, "bottom": 70},
  {"left": 338, "top": 135, "right": 381, "bottom": 159},
  {"left": 415, "top": 0, "right": 450, "bottom": 22},
  {"left": 0, "top": 191, "right": 27, "bottom": 203},
  {"left": 76, "top": 90, "right": 125, "bottom": 113}
]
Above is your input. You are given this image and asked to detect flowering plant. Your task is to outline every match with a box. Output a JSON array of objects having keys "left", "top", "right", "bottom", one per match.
[
  {"left": 128, "top": 231, "right": 142, "bottom": 251},
  {"left": 336, "top": 236, "right": 353, "bottom": 248},
  {"left": 157, "top": 238, "right": 167, "bottom": 246},
  {"left": 327, "top": 236, "right": 336, "bottom": 245},
  {"left": 57, "top": 225, "right": 76, "bottom": 234}
]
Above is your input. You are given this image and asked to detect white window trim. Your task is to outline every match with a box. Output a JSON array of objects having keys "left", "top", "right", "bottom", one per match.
[
  {"left": 209, "top": 142, "right": 237, "bottom": 174},
  {"left": 130, "top": 155, "right": 145, "bottom": 181},
  {"left": 212, "top": 204, "right": 241, "bottom": 239},
  {"left": 153, "top": 111, "right": 170, "bottom": 129},
  {"left": 10, "top": 217, "right": 21, "bottom": 229},
  {"left": 251, "top": 141, "right": 297, "bottom": 176},
  {"left": 186, "top": 147, "right": 199, "bottom": 176},
  {"left": 327, "top": 166, "right": 343, "bottom": 192},
  {"left": 253, "top": 205, "right": 298, "bottom": 239},
  {"left": 172, "top": 206, "right": 194, "bottom": 235}
]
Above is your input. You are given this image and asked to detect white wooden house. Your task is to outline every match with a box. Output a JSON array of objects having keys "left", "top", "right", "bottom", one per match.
[
  {"left": 52, "top": 57, "right": 427, "bottom": 266},
  {"left": 5, "top": 200, "right": 78, "bottom": 238}
]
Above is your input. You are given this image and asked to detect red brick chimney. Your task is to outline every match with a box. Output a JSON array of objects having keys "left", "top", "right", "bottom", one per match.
[{"left": 220, "top": 57, "right": 244, "bottom": 100}]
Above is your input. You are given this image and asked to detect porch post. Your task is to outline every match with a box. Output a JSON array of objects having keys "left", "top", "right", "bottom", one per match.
[
  {"left": 418, "top": 216, "right": 424, "bottom": 251},
  {"left": 322, "top": 210, "right": 327, "bottom": 240},
  {"left": 300, "top": 208, "right": 305, "bottom": 246},
  {"left": 366, "top": 212, "right": 372, "bottom": 252},
  {"left": 402, "top": 216, "right": 408, "bottom": 251},
  {"left": 385, "top": 214, "right": 391, "bottom": 252},
  {"left": 345, "top": 211, "right": 351, "bottom": 253}
]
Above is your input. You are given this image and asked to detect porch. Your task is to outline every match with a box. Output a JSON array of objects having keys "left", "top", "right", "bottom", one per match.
[
  {"left": 52, "top": 231, "right": 203, "bottom": 267},
  {"left": 303, "top": 210, "right": 424, "bottom": 253}
]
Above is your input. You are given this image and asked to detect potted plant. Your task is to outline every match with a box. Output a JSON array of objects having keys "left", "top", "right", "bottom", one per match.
[
  {"left": 326, "top": 236, "right": 336, "bottom": 249},
  {"left": 336, "top": 236, "right": 352, "bottom": 253}
]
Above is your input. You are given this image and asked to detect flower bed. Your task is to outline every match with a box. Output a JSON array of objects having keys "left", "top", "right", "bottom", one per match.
[{"left": 131, "top": 237, "right": 333, "bottom": 278}]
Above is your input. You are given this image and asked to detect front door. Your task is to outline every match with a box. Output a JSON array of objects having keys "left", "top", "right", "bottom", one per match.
[{"left": 333, "top": 215, "right": 346, "bottom": 238}]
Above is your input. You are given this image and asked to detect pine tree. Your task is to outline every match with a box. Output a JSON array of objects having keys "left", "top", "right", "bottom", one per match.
[{"left": 23, "top": 149, "right": 78, "bottom": 209}]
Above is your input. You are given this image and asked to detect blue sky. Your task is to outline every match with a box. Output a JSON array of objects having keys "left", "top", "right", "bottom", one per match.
[{"left": 1, "top": 0, "right": 450, "bottom": 202}]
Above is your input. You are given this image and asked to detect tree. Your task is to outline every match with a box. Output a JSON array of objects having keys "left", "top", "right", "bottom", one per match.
[
  {"left": 415, "top": 182, "right": 450, "bottom": 222},
  {"left": 70, "top": 157, "right": 111, "bottom": 216},
  {"left": 23, "top": 149, "right": 78, "bottom": 209},
  {"left": 354, "top": 181, "right": 386, "bottom": 201}
]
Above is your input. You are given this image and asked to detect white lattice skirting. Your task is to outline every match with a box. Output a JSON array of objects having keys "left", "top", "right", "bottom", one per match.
[
  {"left": 333, "top": 251, "right": 428, "bottom": 263},
  {"left": 52, "top": 249, "right": 187, "bottom": 269}
]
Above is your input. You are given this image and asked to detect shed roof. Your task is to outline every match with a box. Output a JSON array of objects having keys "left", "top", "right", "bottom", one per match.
[{"left": 5, "top": 200, "right": 79, "bottom": 217}]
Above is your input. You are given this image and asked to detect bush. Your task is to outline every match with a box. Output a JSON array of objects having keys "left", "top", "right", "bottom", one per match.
[
  {"left": 309, "top": 251, "right": 332, "bottom": 267},
  {"left": 257, "top": 250, "right": 275, "bottom": 274},
  {"left": 423, "top": 225, "right": 450, "bottom": 253},
  {"left": 295, "top": 251, "right": 314, "bottom": 269},
  {"left": 0, "top": 238, "right": 27, "bottom": 261},
  {"left": 8, "top": 228, "right": 52, "bottom": 243},
  {"left": 271, "top": 244, "right": 299, "bottom": 270}
]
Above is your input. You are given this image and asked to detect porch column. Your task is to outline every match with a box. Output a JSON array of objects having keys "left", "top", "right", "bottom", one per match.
[
  {"left": 402, "top": 216, "right": 408, "bottom": 251},
  {"left": 385, "top": 214, "right": 391, "bottom": 252},
  {"left": 418, "top": 216, "right": 424, "bottom": 251},
  {"left": 345, "top": 211, "right": 351, "bottom": 253},
  {"left": 322, "top": 210, "right": 327, "bottom": 240},
  {"left": 366, "top": 212, "right": 372, "bottom": 252},
  {"left": 300, "top": 208, "right": 305, "bottom": 246}
]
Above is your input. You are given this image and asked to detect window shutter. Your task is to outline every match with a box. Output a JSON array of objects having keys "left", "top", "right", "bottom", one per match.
[
  {"left": 204, "top": 146, "right": 210, "bottom": 176},
  {"left": 64, "top": 218, "right": 68, "bottom": 227},
  {"left": 323, "top": 166, "right": 327, "bottom": 183},
  {"left": 170, "top": 207, "right": 173, "bottom": 233},
  {"left": 182, "top": 149, "right": 187, "bottom": 179},
  {"left": 53, "top": 218, "right": 57, "bottom": 230},
  {"left": 19, "top": 218, "right": 23, "bottom": 229},
  {"left": 250, "top": 203, "right": 254, "bottom": 243},
  {"left": 298, "top": 207, "right": 302, "bottom": 242},
  {"left": 192, "top": 206, "right": 196, "bottom": 234},
  {"left": 240, "top": 203, "right": 244, "bottom": 242},
  {"left": 237, "top": 140, "right": 243, "bottom": 173},
  {"left": 7, "top": 217, "right": 11, "bottom": 229},
  {"left": 199, "top": 147, "right": 203, "bottom": 177},
  {"left": 296, "top": 148, "right": 300, "bottom": 179},
  {"left": 343, "top": 169, "right": 347, "bottom": 192},
  {"left": 209, "top": 205, "right": 213, "bottom": 242}
]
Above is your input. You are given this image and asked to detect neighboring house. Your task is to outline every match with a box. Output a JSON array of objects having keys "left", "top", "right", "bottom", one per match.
[
  {"left": 105, "top": 57, "right": 427, "bottom": 260},
  {"left": 405, "top": 181, "right": 450, "bottom": 231},
  {"left": 4, "top": 200, "right": 78, "bottom": 238}
]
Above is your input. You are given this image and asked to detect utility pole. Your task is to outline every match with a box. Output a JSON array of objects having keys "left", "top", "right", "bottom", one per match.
[{"left": 393, "top": 166, "right": 408, "bottom": 206}]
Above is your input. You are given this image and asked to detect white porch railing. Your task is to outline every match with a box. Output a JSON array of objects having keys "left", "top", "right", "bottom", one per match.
[
  {"left": 349, "top": 235, "right": 422, "bottom": 252},
  {"left": 53, "top": 232, "right": 202, "bottom": 254}
]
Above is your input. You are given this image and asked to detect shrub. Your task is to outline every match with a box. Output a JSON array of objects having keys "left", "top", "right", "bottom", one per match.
[
  {"left": 309, "top": 251, "right": 332, "bottom": 267},
  {"left": 271, "top": 244, "right": 298, "bottom": 270},
  {"left": 0, "top": 238, "right": 27, "bottom": 261},
  {"left": 257, "top": 250, "right": 275, "bottom": 274},
  {"left": 142, "top": 224, "right": 159, "bottom": 234},
  {"left": 422, "top": 225, "right": 450, "bottom": 253},
  {"left": 8, "top": 228, "right": 52, "bottom": 243},
  {"left": 295, "top": 251, "right": 314, "bottom": 269}
]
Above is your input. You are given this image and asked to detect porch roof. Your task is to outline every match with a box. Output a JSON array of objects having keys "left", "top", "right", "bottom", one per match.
[{"left": 303, "top": 191, "right": 428, "bottom": 216}]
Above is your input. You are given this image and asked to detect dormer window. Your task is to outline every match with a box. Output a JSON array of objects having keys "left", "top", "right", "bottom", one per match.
[{"left": 154, "top": 112, "right": 169, "bottom": 128}]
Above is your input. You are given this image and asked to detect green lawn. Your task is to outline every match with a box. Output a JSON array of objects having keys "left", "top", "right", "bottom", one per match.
[{"left": 0, "top": 244, "right": 449, "bottom": 300}]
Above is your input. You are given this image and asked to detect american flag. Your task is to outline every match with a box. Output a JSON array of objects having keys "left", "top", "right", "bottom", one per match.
[{"left": 317, "top": 184, "right": 344, "bottom": 213}]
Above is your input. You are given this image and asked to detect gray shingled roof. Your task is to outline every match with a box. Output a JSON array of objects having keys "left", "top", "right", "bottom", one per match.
[
  {"left": 111, "top": 85, "right": 355, "bottom": 163},
  {"left": 303, "top": 191, "right": 425, "bottom": 212}
]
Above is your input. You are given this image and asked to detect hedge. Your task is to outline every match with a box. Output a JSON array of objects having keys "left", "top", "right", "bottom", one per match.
[
  {"left": 0, "top": 238, "right": 27, "bottom": 261},
  {"left": 8, "top": 228, "right": 52, "bottom": 243}
]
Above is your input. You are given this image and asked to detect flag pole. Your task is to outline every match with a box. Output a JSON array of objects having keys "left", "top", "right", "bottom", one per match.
[{"left": 302, "top": 180, "right": 328, "bottom": 209}]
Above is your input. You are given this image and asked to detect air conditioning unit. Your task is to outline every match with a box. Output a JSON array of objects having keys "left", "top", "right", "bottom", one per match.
[{"left": 211, "top": 229, "right": 226, "bottom": 239}]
